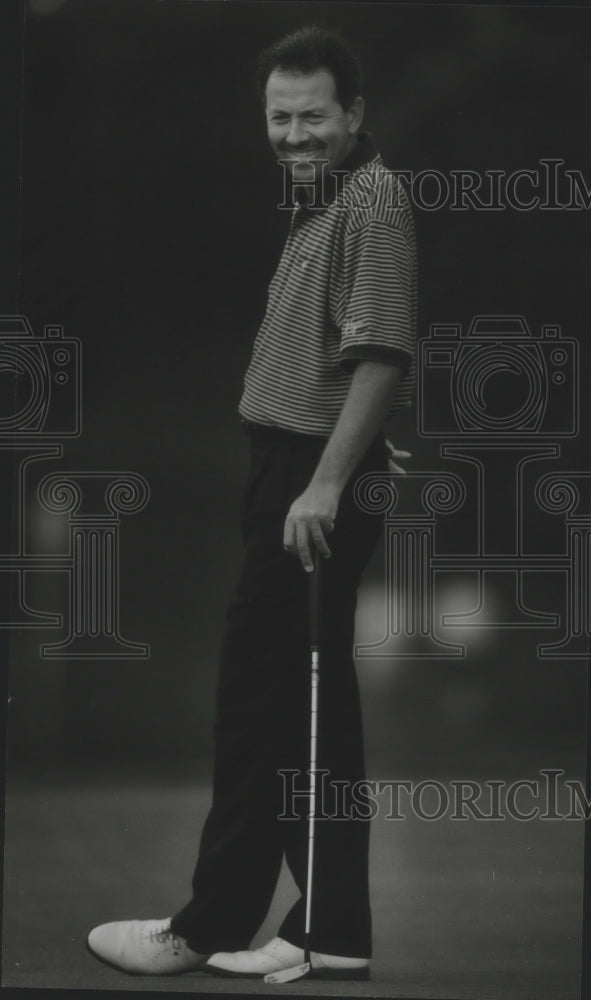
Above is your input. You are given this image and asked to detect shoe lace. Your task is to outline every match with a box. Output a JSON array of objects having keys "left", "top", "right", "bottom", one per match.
[
  {"left": 262, "top": 937, "right": 300, "bottom": 959},
  {"left": 148, "top": 926, "right": 183, "bottom": 951}
]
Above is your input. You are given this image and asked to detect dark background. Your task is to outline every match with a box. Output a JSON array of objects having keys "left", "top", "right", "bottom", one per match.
[{"left": 6, "top": 0, "right": 590, "bottom": 780}]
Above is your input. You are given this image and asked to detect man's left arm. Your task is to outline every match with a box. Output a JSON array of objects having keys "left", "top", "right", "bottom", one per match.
[{"left": 283, "top": 359, "right": 403, "bottom": 572}]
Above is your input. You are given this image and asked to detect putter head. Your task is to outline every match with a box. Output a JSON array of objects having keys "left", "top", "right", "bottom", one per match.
[{"left": 264, "top": 962, "right": 311, "bottom": 984}]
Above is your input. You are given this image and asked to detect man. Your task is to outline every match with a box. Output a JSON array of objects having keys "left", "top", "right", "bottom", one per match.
[{"left": 87, "top": 24, "right": 416, "bottom": 980}]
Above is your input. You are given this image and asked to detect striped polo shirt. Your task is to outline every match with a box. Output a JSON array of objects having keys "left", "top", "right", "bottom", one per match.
[{"left": 239, "top": 132, "right": 417, "bottom": 436}]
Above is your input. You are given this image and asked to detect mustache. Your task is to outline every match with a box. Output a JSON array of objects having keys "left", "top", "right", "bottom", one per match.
[{"left": 277, "top": 144, "right": 327, "bottom": 155}]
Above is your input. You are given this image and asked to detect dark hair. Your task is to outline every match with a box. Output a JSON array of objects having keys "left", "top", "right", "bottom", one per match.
[{"left": 256, "top": 25, "right": 362, "bottom": 110}]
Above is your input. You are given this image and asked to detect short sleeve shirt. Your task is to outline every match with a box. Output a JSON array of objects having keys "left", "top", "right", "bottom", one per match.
[{"left": 239, "top": 132, "right": 417, "bottom": 436}]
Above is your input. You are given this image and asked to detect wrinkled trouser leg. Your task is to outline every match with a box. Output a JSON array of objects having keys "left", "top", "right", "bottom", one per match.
[{"left": 171, "top": 428, "right": 387, "bottom": 957}]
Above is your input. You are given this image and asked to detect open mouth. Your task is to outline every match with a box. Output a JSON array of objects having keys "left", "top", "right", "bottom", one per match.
[{"left": 281, "top": 149, "right": 325, "bottom": 159}]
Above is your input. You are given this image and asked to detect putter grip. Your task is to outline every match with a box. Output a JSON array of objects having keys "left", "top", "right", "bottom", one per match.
[{"left": 309, "top": 549, "right": 322, "bottom": 647}]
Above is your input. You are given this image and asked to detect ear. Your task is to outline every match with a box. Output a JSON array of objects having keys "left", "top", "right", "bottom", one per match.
[{"left": 347, "top": 95, "right": 365, "bottom": 135}]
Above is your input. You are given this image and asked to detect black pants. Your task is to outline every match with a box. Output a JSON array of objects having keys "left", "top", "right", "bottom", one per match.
[{"left": 170, "top": 422, "right": 387, "bottom": 958}]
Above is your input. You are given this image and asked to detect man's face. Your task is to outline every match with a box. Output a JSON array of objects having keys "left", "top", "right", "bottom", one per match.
[{"left": 265, "top": 68, "right": 364, "bottom": 182}]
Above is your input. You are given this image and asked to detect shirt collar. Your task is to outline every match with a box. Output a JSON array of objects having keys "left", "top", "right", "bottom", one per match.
[{"left": 292, "top": 131, "right": 380, "bottom": 211}]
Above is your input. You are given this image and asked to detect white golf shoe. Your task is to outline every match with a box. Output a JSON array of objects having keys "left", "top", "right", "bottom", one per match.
[
  {"left": 86, "top": 918, "right": 209, "bottom": 975},
  {"left": 204, "top": 936, "right": 370, "bottom": 980}
]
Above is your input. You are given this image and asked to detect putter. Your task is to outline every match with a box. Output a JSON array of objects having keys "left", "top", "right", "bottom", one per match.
[{"left": 264, "top": 549, "right": 323, "bottom": 984}]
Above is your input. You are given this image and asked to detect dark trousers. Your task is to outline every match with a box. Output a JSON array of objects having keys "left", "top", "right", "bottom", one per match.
[{"left": 170, "top": 422, "right": 387, "bottom": 958}]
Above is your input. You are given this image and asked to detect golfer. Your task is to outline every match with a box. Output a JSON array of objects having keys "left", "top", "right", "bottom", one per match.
[{"left": 88, "top": 24, "right": 416, "bottom": 980}]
